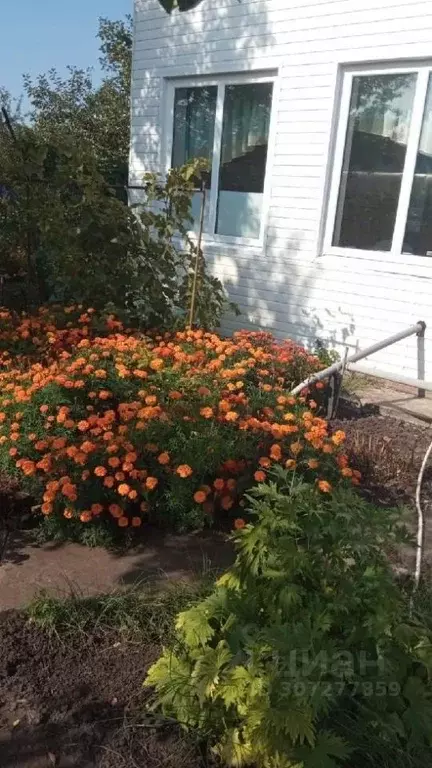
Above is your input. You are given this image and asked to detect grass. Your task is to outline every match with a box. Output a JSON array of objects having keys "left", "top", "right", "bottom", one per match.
[{"left": 27, "top": 577, "right": 211, "bottom": 642}]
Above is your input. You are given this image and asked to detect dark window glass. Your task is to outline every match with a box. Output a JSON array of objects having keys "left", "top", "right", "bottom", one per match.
[
  {"left": 333, "top": 73, "right": 416, "bottom": 251},
  {"left": 216, "top": 82, "right": 273, "bottom": 238},
  {"left": 403, "top": 77, "right": 432, "bottom": 256}
]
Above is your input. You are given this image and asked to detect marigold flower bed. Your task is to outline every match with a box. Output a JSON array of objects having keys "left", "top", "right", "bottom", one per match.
[{"left": 0, "top": 306, "right": 359, "bottom": 534}]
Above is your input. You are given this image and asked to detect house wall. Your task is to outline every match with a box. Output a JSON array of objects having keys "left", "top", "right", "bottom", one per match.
[{"left": 130, "top": 0, "right": 432, "bottom": 380}]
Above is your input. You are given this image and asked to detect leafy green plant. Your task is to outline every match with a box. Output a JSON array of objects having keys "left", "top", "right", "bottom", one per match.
[{"left": 145, "top": 475, "right": 432, "bottom": 767}]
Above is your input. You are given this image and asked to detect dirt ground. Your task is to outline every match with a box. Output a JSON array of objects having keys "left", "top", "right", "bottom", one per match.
[
  {"left": 0, "top": 528, "right": 234, "bottom": 612},
  {"left": 0, "top": 611, "right": 207, "bottom": 768},
  {"left": 1, "top": 411, "right": 432, "bottom": 767}
]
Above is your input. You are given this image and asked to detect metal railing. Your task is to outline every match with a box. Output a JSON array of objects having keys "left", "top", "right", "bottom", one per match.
[{"left": 291, "top": 321, "right": 428, "bottom": 398}]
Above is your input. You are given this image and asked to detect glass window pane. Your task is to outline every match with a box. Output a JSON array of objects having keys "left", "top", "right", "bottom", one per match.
[
  {"left": 172, "top": 86, "right": 217, "bottom": 229},
  {"left": 403, "top": 76, "right": 432, "bottom": 256},
  {"left": 333, "top": 73, "right": 417, "bottom": 251},
  {"left": 216, "top": 82, "right": 273, "bottom": 238}
]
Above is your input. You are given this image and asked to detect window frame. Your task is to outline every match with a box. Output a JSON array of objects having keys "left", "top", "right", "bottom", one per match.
[
  {"left": 323, "top": 62, "right": 432, "bottom": 262},
  {"left": 163, "top": 71, "right": 278, "bottom": 247}
]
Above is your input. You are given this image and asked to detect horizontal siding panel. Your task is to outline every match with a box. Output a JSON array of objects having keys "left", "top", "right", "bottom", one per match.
[
  {"left": 135, "top": 0, "right": 432, "bottom": 38},
  {"left": 134, "top": 16, "right": 432, "bottom": 59}
]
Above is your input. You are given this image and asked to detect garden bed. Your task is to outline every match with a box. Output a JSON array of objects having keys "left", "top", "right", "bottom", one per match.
[
  {"left": 0, "top": 589, "right": 212, "bottom": 768},
  {"left": 1, "top": 411, "right": 432, "bottom": 767}
]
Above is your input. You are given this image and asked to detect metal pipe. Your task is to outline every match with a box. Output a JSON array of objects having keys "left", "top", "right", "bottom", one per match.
[
  {"left": 291, "top": 321, "right": 426, "bottom": 396},
  {"left": 346, "top": 362, "right": 432, "bottom": 392}
]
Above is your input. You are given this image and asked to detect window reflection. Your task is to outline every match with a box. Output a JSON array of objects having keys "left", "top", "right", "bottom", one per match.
[
  {"left": 216, "top": 82, "right": 273, "bottom": 238},
  {"left": 403, "top": 76, "right": 432, "bottom": 256},
  {"left": 333, "top": 74, "right": 417, "bottom": 251}
]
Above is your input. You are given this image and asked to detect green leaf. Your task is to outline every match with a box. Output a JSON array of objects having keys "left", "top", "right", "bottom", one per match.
[
  {"left": 191, "top": 640, "right": 232, "bottom": 703},
  {"left": 175, "top": 603, "right": 214, "bottom": 648},
  {"left": 296, "top": 730, "right": 351, "bottom": 768},
  {"left": 214, "top": 728, "right": 254, "bottom": 767}
]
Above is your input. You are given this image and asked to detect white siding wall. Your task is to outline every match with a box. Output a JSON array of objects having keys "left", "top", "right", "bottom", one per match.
[{"left": 130, "top": 0, "right": 432, "bottom": 380}]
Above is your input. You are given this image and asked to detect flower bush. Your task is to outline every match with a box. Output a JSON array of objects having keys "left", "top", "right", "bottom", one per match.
[
  {"left": 146, "top": 477, "right": 432, "bottom": 768},
  {"left": 0, "top": 305, "right": 358, "bottom": 535}
]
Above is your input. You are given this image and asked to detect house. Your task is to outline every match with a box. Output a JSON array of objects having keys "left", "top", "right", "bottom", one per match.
[{"left": 129, "top": 0, "right": 432, "bottom": 382}]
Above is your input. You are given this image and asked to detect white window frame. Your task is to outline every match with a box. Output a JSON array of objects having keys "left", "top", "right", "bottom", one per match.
[
  {"left": 163, "top": 71, "right": 278, "bottom": 247},
  {"left": 323, "top": 62, "right": 432, "bottom": 263}
]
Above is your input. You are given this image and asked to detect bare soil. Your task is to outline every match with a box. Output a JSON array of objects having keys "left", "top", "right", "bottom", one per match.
[{"left": 0, "top": 611, "right": 208, "bottom": 768}]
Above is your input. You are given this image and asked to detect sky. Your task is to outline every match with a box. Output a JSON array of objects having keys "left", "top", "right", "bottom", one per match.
[{"left": 0, "top": 0, "right": 132, "bottom": 103}]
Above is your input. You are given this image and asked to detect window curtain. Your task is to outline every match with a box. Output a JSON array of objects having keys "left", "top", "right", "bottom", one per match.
[{"left": 221, "top": 83, "right": 272, "bottom": 164}]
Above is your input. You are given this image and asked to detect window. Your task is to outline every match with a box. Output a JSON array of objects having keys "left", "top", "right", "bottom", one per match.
[
  {"left": 327, "top": 65, "right": 432, "bottom": 257},
  {"left": 169, "top": 75, "right": 275, "bottom": 240}
]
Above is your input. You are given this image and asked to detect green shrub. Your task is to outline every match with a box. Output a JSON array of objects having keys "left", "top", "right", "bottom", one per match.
[{"left": 145, "top": 476, "right": 432, "bottom": 767}]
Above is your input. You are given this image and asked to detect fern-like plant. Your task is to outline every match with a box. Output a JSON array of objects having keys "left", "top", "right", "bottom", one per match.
[{"left": 145, "top": 473, "right": 432, "bottom": 767}]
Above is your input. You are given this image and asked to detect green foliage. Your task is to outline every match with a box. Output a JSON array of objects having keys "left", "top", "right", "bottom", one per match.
[
  {"left": 145, "top": 477, "right": 432, "bottom": 767},
  {"left": 0, "top": 133, "right": 229, "bottom": 327},
  {"left": 23, "top": 16, "right": 132, "bottom": 191},
  {"left": 27, "top": 579, "right": 210, "bottom": 641}
]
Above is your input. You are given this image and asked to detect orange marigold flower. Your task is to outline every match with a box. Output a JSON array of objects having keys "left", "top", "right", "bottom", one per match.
[
  {"left": 221, "top": 495, "right": 234, "bottom": 511},
  {"left": 118, "top": 516, "right": 129, "bottom": 527},
  {"left": 41, "top": 502, "right": 53, "bottom": 515},
  {"left": 234, "top": 518, "right": 246, "bottom": 530},
  {"left": 128, "top": 489, "right": 138, "bottom": 500},
  {"left": 258, "top": 456, "right": 271, "bottom": 468},
  {"left": 9, "top": 447, "right": 18, "bottom": 457},
  {"left": 307, "top": 459, "right": 319, "bottom": 469},
  {"left": 225, "top": 410, "right": 238, "bottom": 422},
  {"left": 132, "top": 516, "right": 142, "bottom": 527},
  {"left": 109, "top": 503, "right": 123, "bottom": 518},
  {"left": 270, "top": 443, "right": 282, "bottom": 461},
  {"left": 115, "top": 472, "right": 126, "bottom": 482},
  {"left": 146, "top": 476, "right": 159, "bottom": 490},
  {"left": 63, "top": 508, "right": 73, "bottom": 519},
  {"left": 322, "top": 443, "right": 334, "bottom": 454},
  {"left": 200, "top": 407, "right": 213, "bottom": 419},
  {"left": 81, "top": 440, "right": 96, "bottom": 454},
  {"left": 176, "top": 464, "right": 193, "bottom": 479},
  {"left": 318, "top": 480, "right": 332, "bottom": 493},
  {"left": 341, "top": 467, "right": 353, "bottom": 478},
  {"left": 103, "top": 475, "right": 115, "bottom": 488},
  {"left": 80, "top": 511, "right": 92, "bottom": 523},
  {"left": 39, "top": 405, "right": 49, "bottom": 414},
  {"left": 213, "top": 478, "right": 225, "bottom": 491},
  {"left": 254, "top": 470, "right": 266, "bottom": 482},
  {"left": 91, "top": 503, "right": 104, "bottom": 515},
  {"left": 194, "top": 490, "right": 207, "bottom": 504},
  {"left": 108, "top": 456, "right": 121, "bottom": 468},
  {"left": 125, "top": 451, "right": 137, "bottom": 463},
  {"left": 290, "top": 441, "right": 303, "bottom": 457},
  {"left": 52, "top": 437, "right": 67, "bottom": 450},
  {"left": 81, "top": 470, "right": 90, "bottom": 480},
  {"left": 118, "top": 483, "right": 130, "bottom": 496},
  {"left": 168, "top": 390, "right": 182, "bottom": 400},
  {"left": 285, "top": 459, "right": 297, "bottom": 470},
  {"left": 94, "top": 466, "right": 107, "bottom": 477},
  {"left": 145, "top": 396, "right": 157, "bottom": 406},
  {"left": 157, "top": 451, "right": 170, "bottom": 465},
  {"left": 77, "top": 420, "right": 89, "bottom": 432},
  {"left": 197, "top": 386, "right": 211, "bottom": 397},
  {"left": 332, "top": 430, "right": 346, "bottom": 446}
]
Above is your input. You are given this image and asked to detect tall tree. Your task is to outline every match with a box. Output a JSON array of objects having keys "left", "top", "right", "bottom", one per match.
[{"left": 23, "top": 16, "right": 132, "bottom": 190}]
